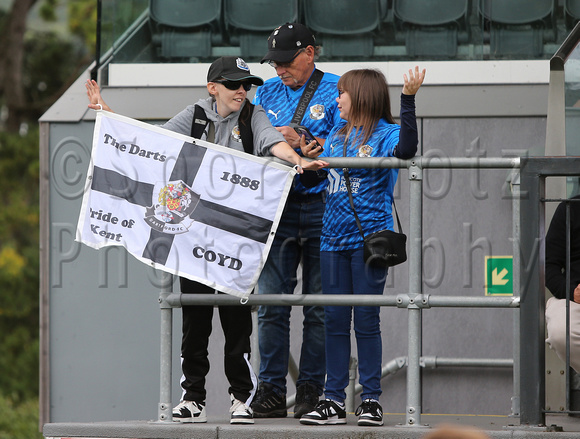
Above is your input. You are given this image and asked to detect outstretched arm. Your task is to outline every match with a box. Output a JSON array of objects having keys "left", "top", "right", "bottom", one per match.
[
  {"left": 86, "top": 79, "right": 113, "bottom": 112},
  {"left": 270, "top": 141, "right": 328, "bottom": 173}
]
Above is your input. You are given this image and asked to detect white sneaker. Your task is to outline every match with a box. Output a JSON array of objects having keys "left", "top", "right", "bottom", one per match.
[
  {"left": 230, "top": 394, "right": 254, "bottom": 424},
  {"left": 172, "top": 400, "right": 207, "bottom": 423}
]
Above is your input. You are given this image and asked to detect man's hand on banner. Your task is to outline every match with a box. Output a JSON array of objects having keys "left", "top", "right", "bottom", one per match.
[{"left": 86, "top": 79, "right": 113, "bottom": 112}]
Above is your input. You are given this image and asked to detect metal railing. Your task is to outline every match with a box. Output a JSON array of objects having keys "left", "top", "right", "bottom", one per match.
[
  {"left": 542, "top": 197, "right": 580, "bottom": 419},
  {"left": 518, "top": 157, "right": 580, "bottom": 426},
  {"left": 157, "top": 155, "right": 522, "bottom": 426}
]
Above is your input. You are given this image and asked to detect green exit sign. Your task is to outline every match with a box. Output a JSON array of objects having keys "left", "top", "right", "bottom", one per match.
[{"left": 485, "top": 256, "right": 513, "bottom": 296}]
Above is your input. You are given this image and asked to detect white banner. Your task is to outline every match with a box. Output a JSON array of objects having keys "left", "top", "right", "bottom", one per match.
[{"left": 76, "top": 111, "right": 295, "bottom": 298}]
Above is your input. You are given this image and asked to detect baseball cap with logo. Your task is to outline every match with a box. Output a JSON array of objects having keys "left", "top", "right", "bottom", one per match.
[
  {"left": 207, "top": 56, "right": 264, "bottom": 85},
  {"left": 260, "top": 23, "right": 316, "bottom": 64}
]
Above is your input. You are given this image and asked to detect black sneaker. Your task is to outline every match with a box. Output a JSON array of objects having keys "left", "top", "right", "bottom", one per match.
[
  {"left": 250, "top": 382, "right": 287, "bottom": 418},
  {"left": 355, "top": 399, "right": 383, "bottom": 426},
  {"left": 294, "top": 382, "right": 320, "bottom": 418},
  {"left": 300, "top": 399, "right": 346, "bottom": 425}
]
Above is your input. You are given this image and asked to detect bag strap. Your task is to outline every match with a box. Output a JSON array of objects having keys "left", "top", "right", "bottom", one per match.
[
  {"left": 342, "top": 167, "right": 364, "bottom": 239},
  {"left": 239, "top": 101, "right": 255, "bottom": 155},
  {"left": 291, "top": 69, "right": 324, "bottom": 125},
  {"left": 191, "top": 103, "right": 254, "bottom": 154},
  {"left": 206, "top": 120, "right": 215, "bottom": 143},
  {"left": 191, "top": 104, "right": 209, "bottom": 139},
  {"left": 342, "top": 143, "right": 404, "bottom": 240}
]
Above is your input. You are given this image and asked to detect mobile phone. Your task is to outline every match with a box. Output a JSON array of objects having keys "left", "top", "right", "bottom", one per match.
[{"left": 290, "top": 124, "right": 323, "bottom": 151}]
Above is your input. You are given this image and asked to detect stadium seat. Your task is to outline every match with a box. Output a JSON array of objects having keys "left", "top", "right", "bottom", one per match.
[
  {"left": 303, "top": 0, "right": 383, "bottom": 58},
  {"left": 565, "top": 0, "right": 580, "bottom": 29},
  {"left": 479, "top": 0, "right": 555, "bottom": 58},
  {"left": 224, "top": 0, "right": 299, "bottom": 59},
  {"left": 393, "top": 0, "right": 469, "bottom": 57},
  {"left": 149, "top": 0, "right": 221, "bottom": 60}
]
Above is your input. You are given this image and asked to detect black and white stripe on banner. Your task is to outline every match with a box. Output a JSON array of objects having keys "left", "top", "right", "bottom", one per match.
[{"left": 76, "top": 111, "right": 295, "bottom": 298}]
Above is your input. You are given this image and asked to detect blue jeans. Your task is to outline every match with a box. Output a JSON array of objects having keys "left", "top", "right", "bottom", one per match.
[
  {"left": 321, "top": 247, "right": 387, "bottom": 404},
  {"left": 257, "top": 194, "right": 326, "bottom": 394}
]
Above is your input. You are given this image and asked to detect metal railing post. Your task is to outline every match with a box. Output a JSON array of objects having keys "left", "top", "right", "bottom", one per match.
[
  {"left": 345, "top": 357, "right": 358, "bottom": 413},
  {"left": 405, "top": 160, "right": 424, "bottom": 427},
  {"left": 519, "top": 158, "right": 546, "bottom": 426},
  {"left": 158, "top": 271, "right": 173, "bottom": 422},
  {"left": 511, "top": 170, "right": 521, "bottom": 417}
]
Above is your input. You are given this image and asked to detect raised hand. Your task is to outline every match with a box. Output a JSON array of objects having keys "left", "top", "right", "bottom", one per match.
[
  {"left": 85, "top": 79, "right": 112, "bottom": 112},
  {"left": 402, "top": 66, "right": 426, "bottom": 96}
]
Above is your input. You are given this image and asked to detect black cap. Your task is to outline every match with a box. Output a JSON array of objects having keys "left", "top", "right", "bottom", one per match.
[
  {"left": 260, "top": 23, "right": 316, "bottom": 64},
  {"left": 207, "top": 56, "right": 264, "bottom": 86}
]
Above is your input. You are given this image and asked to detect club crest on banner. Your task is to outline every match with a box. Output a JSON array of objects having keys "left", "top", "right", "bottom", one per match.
[{"left": 144, "top": 181, "right": 200, "bottom": 234}]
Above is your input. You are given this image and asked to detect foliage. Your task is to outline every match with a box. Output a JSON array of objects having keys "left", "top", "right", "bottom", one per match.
[
  {"left": 0, "top": 127, "right": 40, "bottom": 403},
  {"left": 21, "top": 29, "right": 89, "bottom": 122},
  {"left": 0, "top": 0, "right": 95, "bottom": 132},
  {"left": 68, "top": 0, "right": 97, "bottom": 54},
  {"left": 38, "top": 0, "right": 59, "bottom": 22},
  {"left": 0, "top": 396, "right": 43, "bottom": 439},
  {"left": 0, "top": 2, "right": 95, "bottom": 437}
]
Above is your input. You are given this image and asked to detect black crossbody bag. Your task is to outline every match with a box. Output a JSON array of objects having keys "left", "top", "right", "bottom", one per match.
[{"left": 342, "top": 162, "right": 407, "bottom": 268}]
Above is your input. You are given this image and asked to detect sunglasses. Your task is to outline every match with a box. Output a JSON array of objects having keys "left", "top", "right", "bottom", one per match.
[
  {"left": 214, "top": 80, "right": 252, "bottom": 91},
  {"left": 267, "top": 48, "right": 307, "bottom": 69}
]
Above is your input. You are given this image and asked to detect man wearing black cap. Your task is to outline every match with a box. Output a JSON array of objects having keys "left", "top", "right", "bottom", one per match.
[{"left": 251, "top": 23, "right": 343, "bottom": 419}]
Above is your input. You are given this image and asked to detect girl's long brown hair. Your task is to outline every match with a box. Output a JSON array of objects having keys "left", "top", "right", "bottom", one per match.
[{"left": 336, "top": 69, "right": 395, "bottom": 150}]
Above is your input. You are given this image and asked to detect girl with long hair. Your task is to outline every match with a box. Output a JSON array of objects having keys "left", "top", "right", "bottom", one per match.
[{"left": 300, "top": 66, "right": 425, "bottom": 427}]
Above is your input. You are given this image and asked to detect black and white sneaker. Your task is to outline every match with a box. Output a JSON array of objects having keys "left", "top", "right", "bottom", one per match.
[
  {"left": 172, "top": 400, "right": 207, "bottom": 423},
  {"left": 230, "top": 394, "right": 254, "bottom": 424},
  {"left": 355, "top": 399, "right": 383, "bottom": 426},
  {"left": 299, "top": 399, "right": 347, "bottom": 425}
]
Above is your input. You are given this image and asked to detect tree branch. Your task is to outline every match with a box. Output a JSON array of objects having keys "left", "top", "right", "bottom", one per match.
[{"left": 1, "top": 0, "right": 38, "bottom": 131}]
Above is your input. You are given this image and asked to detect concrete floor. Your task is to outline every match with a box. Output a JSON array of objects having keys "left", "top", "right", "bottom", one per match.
[{"left": 43, "top": 412, "right": 580, "bottom": 439}]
